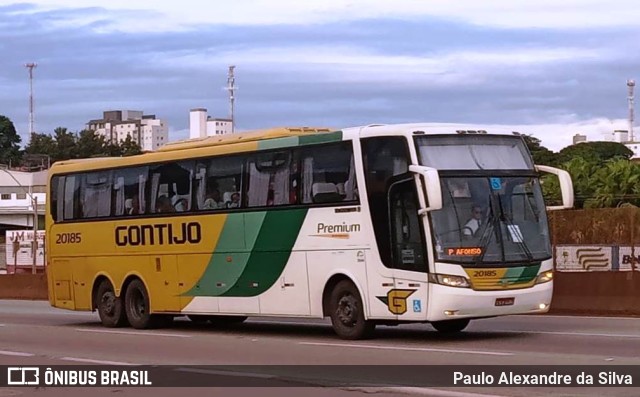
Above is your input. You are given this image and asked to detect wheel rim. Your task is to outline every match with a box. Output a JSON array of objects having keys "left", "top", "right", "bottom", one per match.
[
  {"left": 128, "top": 288, "right": 146, "bottom": 321},
  {"left": 336, "top": 293, "right": 358, "bottom": 327},
  {"left": 101, "top": 291, "right": 116, "bottom": 317}
]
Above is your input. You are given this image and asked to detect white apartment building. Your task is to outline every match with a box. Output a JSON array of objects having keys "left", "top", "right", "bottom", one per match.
[
  {"left": 87, "top": 110, "right": 169, "bottom": 151},
  {"left": 189, "top": 108, "right": 233, "bottom": 139}
]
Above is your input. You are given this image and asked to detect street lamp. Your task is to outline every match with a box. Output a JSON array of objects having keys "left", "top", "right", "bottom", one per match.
[{"left": 0, "top": 165, "right": 40, "bottom": 274}]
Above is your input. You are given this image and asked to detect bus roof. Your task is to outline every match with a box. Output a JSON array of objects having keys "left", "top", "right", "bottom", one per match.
[
  {"left": 350, "top": 123, "right": 525, "bottom": 137},
  {"left": 157, "top": 126, "right": 334, "bottom": 152},
  {"left": 48, "top": 126, "right": 335, "bottom": 175}
]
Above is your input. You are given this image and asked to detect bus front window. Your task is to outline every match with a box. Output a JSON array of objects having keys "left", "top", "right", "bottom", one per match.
[{"left": 430, "top": 176, "right": 551, "bottom": 265}]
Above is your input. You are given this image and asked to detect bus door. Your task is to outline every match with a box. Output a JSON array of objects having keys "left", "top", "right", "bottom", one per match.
[{"left": 387, "top": 177, "right": 429, "bottom": 321}]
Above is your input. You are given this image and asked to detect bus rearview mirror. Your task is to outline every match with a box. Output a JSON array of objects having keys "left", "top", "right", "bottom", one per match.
[
  {"left": 535, "top": 165, "right": 574, "bottom": 210},
  {"left": 409, "top": 165, "right": 443, "bottom": 213}
]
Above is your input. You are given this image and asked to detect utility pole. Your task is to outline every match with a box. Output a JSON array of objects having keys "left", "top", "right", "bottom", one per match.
[
  {"left": 25, "top": 63, "right": 37, "bottom": 134},
  {"left": 225, "top": 65, "right": 236, "bottom": 133}
]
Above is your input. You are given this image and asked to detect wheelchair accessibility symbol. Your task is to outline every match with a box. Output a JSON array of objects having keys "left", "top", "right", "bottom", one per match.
[
  {"left": 412, "top": 299, "right": 422, "bottom": 313},
  {"left": 490, "top": 177, "right": 502, "bottom": 190}
]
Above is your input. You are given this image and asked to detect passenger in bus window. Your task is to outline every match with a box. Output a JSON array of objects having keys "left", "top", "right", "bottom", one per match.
[
  {"left": 203, "top": 187, "right": 224, "bottom": 209},
  {"left": 227, "top": 192, "right": 240, "bottom": 208},
  {"left": 127, "top": 194, "right": 140, "bottom": 215},
  {"left": 173, "top": 196, "right": 188, "bottom": 212},
  {"left": 156, "top": 195, "right": 175, "bottom": 213}
]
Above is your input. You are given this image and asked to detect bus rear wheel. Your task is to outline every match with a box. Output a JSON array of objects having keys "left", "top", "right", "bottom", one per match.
[
  {"left": 124, "top": 279, "right": 170, "bottom": 329},
  {"left": 431, "top": 319, "right": 470, "bottom": 333},
  {"left": 96, "top": 280, "right": 127, "bottom": 328},
  {"left": 329, "top": 280, "right": 375, "bottom": 340}
]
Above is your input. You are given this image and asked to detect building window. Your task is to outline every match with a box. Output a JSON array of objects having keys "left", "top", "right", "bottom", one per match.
[
  {"left": 1, "top": 194, "right": 11, "bottom": 200},
  {"left": 17, "top": 193, "right": 27, "bottom": 200}
]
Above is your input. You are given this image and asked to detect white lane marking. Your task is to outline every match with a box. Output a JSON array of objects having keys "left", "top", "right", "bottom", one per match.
[
  {"left": 502, "top": 330, "right": 640, "bottom": 338},
  {"left": 299, "top": 342, "right": 513, "bottom": 356},
  {"left": 75, "top": 328, "right": 191, "bottom": 338},
  {"left": 348, "top": 387, "right": 505, "bottom": 397},
  {"left": 0, "top": 350, "right": 35, "bottom": 357},
  {"left": 60, "top": 357, "right": 138, "bottom": 366},
  {"left": 175, "top": 367, "right": 276, "bottom": 379}
]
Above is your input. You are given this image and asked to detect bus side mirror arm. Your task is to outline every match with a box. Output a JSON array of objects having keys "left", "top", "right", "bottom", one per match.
[
  {"left": 535, "top": 165, "right": 574, "bottom": 210},
  {"left": 409, "top": 165, "right": 443, "bottom": 213}
]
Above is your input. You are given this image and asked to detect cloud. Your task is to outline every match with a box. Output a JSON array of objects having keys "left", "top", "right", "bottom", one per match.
[
  {"left": 1, "top": 2, "right": 639, "bottom": 152},
  {"left": 15, "top": 0, "right": 640, "bottom": 32}
]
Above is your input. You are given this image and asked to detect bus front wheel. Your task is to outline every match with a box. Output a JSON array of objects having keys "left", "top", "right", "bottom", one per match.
[
  {"left": 96, "top": 280, "right": 127, "bottom": 328},
  {"left": 328, "top": 280, "right": 375, "bottom": 340},
  {"left": 431, "top": 319, "right": 470, "bottom": 333}
]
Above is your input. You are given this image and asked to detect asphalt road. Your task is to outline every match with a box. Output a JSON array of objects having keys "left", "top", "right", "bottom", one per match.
[{"left": 0, "top": 300, "right": 639, "bottom": 397}]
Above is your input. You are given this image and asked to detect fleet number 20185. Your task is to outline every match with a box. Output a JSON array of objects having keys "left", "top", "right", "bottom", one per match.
[{"left": 56, "top": 233, "right": 82, "bottom": 244}]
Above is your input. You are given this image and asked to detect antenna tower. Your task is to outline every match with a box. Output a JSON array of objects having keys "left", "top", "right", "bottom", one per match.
[
  {"left": 25, "top": 63, "right": 37, "bottom": 134},
  {"left": 628, "top": 79, "right": 635, "bottom": 142},
  {"left": 225, "top": 65, "right": 236, "bottom": 133}
]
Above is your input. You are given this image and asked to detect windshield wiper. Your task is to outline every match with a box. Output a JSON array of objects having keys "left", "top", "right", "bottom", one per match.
[
  {"left": 473, "top": 204, "right": 497, "bottom": 266},
  {"left": 497, "top": 194, "right": 534, "bottom": 261}
]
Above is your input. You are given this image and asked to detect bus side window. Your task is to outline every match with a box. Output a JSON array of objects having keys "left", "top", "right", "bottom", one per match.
[
  {"left": 149, "top": 162, "right": 194, "bottom": 213},
  {"left": 300, "top": 141, "right": 357, "bottom": 205},
  {"left": 113, "top": 166, "right": 148, "bottom": 216},
  {"left": 197, "top": 156, "right": 243, "bottom": 210},
  {"left": 247, "top": 151, "right": 291, "bottom": 207}
]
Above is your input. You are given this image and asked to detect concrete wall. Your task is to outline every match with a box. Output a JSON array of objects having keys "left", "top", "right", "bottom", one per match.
[{"left": 0, "top": 274, "right": 47, "bottom": 300}]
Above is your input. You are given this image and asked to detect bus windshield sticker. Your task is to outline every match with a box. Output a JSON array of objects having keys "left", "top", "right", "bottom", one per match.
[
  {"left": 507, "top": 224, "right": 524, "bottom": 243},
  {"left": 490, "top": 177, "right": 502, "bottom": 190}
]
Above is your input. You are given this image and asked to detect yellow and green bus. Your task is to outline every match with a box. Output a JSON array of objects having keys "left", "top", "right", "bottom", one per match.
[{"left": 46, "top": 124, "right": 573, "bottom": 339}]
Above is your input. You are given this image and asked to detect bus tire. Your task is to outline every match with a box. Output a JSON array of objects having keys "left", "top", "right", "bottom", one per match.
[
  {"left": 96, "top": 280, "right": 127, "bottom": 328},
  {"left": 431, "top": 319, "right": 470, "bottom": 333},
  {"left": 124, "top": 279, "right": 159, "bottom": 329},
  {"left": 328, "top": 280, "right": 375, "bottom": 340}
]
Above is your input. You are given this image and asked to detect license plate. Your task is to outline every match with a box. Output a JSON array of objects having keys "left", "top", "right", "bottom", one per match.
[{"left": 495, "top": 297, "right": 515, "bottom": 306}]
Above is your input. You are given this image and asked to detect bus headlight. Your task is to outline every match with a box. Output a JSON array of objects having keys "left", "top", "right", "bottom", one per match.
[
  {"left": 428, "top": 273, "right": 471, "bottom": 288},
  {"left": 535, "top": 270, "right": 554, "bottom": 284}
]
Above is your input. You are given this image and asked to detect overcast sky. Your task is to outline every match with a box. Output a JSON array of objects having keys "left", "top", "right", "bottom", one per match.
[{"left": 1, "top": 1, "right": 639, "bottom": 151}]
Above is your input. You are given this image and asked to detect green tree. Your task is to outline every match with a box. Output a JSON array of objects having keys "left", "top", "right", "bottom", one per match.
[
  {"left": 557, "top": 141, "right": 633, "bottom": 164},
  {"left": 587, "top": 159, "right": 640, "bottom": 208},
  {"left": 52, "top": 127, "right": 77, "bottom": 162},
  {"left": 0, "top": 115, "right": 23, "bottom": 166},
  {"left": 119, "top": 135, "right": 142, "bottom": 156},
  {"left": 513, "top": 132, "right": 558, "bottom": 166},
  {"left": 77, "top": 129, "right": 109, "bottom": 158},
  {"left": 24, "top": 132, "right": 56, "bottom": 156}
]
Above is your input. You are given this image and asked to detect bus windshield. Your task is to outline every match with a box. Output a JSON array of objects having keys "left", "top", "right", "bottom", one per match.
[
  {"left": 415, "top": 134, "right": 551, "bottom": 265},
  {"left": 430, "top": 176, "right": 551, "bottom": 265}
]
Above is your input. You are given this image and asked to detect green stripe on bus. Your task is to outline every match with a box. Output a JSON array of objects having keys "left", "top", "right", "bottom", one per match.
[
  {"left": 183, "top": 213, "right": 252, "bottom": 296},
  {"left": 258, "top": 137, "right": 300, "bottom": 150},
  {"left": 221, "top": 209, "right": 308, "bottom": 297},
  {"left": 502, "top": 264, "right": 539, "bottom": 285},
  {"left": 298, "top": 131, "right": 343, "bottom": 146},
  {"left": 516, "top": 264, "right": 540, "bottom": 283},
  {"left": 244, "top": 212, "right": 267, "bottom": 248}
]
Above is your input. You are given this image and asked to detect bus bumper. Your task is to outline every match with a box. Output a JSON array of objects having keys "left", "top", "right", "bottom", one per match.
[{"left": 426, "top": 282, "right": 553, "bottom": 322}]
